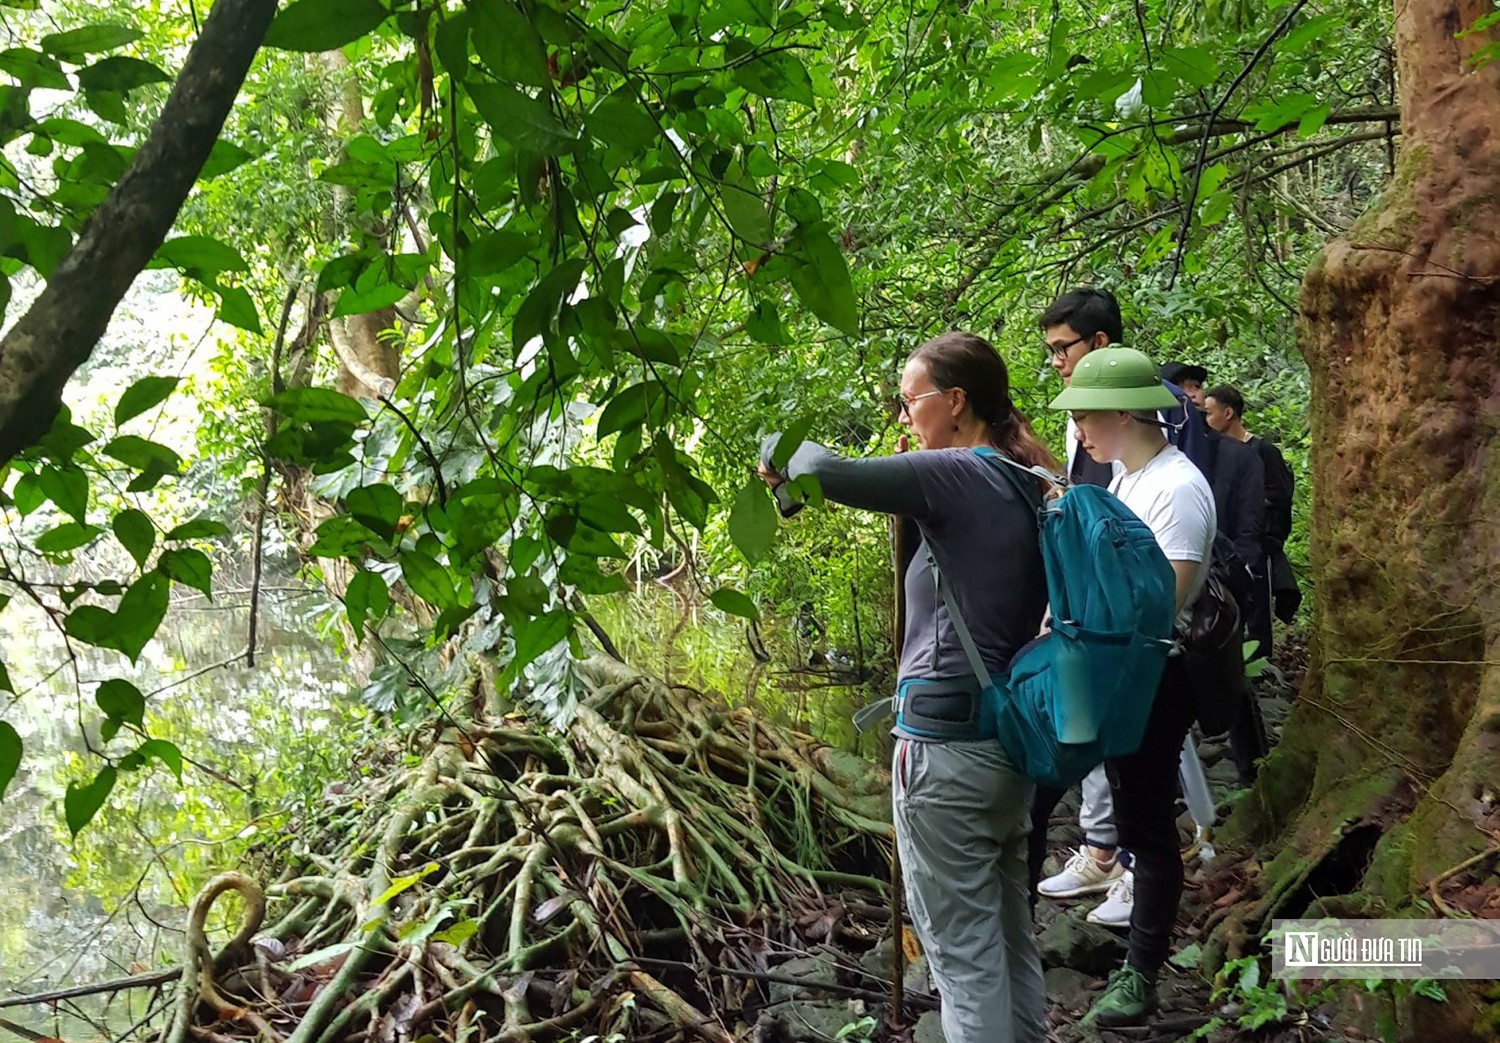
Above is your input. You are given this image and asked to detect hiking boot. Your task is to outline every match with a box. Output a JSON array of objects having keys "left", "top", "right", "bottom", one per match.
[
  {"left": 1082, "top": 963, "right": 1158, "bottom": 1028},
  {"left": 1086, "top": 869, "right": 1134, "bottom": 927},
  {"left": 1038, "top": 847, "right": 1124, "bottom": 898}
]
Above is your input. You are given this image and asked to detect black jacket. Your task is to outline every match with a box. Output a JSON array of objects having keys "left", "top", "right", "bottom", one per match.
[
  {"left": 1249, "top": 435, "right": 1294, "bottom": 549},
  {"left": 1203, "top": 428, "right": 1265, "bottom": 575}
]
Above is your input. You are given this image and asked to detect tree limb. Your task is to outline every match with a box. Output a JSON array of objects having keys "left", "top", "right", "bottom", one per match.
[
  {"left": 1169, "top": 0, "right": 1313, "bottom": 287},
  {"left": 0, "top": 0, "right": 279, "bottom": 464},
  {"left": 947, "top": 105, "right": 1398, "bottom": 306}
]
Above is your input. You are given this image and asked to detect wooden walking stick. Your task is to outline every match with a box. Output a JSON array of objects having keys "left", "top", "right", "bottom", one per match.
[{"left": 888, "top": 501, "right": 914, "bottom": 1030}]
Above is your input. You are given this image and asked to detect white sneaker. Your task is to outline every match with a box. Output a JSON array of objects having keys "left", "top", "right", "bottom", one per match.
[
  {"left": 1086, "top": 870, "right": 1135, "bottom": 927},
  {"left": 1038, "top": 847, "right": 1125, "bottom": 898}
]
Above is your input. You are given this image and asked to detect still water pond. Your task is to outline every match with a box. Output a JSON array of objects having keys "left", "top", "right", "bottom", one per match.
[{"left": 0, "top": 586, "right": 355, "bottom": 1039}]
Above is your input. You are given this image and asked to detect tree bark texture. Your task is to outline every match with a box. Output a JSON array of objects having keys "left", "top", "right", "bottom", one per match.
[
  {"left": 0, "top": 0, "right": 279, "bottom": 464},
  {"left": 1222, "top": 1, "right": 1500, "bottom": 1036}
]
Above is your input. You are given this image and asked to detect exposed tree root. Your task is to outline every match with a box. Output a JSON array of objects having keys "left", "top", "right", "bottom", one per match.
[{"left": 154, "top": 656, "right": 896, "bottom": 1043}]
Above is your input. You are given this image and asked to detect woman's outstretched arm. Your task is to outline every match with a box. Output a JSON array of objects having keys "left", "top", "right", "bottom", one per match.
[{"left": 761, "top": 436, "right": 931, "bottom": 519}]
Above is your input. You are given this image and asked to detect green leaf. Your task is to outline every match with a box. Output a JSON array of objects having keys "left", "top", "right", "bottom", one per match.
[
  {"left": 40, "top": 24, "right": 142, "bottom": 58},
  {"left": 820, "top": 2, "right": 862, "bottom": 30},
  {"left": 102, "top": 435, "right": 183, "bottom": 476},
  {"left": 346, "top": 484, "right": 403, "bottom": 541},
  {"left": 373, "top": 860, "right": 440, "bottom": 906},
  {"left": 1198, "top": 190, "right": 1232, "bottom": 228},
  {"left": 152, "top": 235, "right": 248, "bottom": 276},
  {"left": 433, "top": 12, "right": 469, "bottom": 77},
  {"left": 37, "top": 465, "right": 88, "bottom": 522},
  {"left": 159, "top": 548, "right": 212, "bottom": 596},
  {"left": 35, "top": 521, "right": 101, "bottom": 554},
  {"left": 62, "top": 606, "right": 115, "bottom": 649},
  {"left": 512, "top": 259, "right": 586, "bottom": 354},
  {"left": 512, "top": 609, "right": 570, "bottom": 670},
  {"left": 596, "top": 381, "right": 652, "bottom": 438},
  {"left": 1297, "top": 103, "right": 1331, "bottom": 138},
  {"left": 114, "top": 375, "right": 179, "bottom": 427},
  {"left": 114, "top": 572, "right": 169, "bottom": 660},
  {"left": 1160, "top": 46, "right": 1218, "bottom": 89},
  {"left": 285, "top": 942, "right": 357, "bottom": 973},
  {"left": 75, "top": 56, "right": 169, "bottom": 93},
  {"left": 265, "top": 387, "right": 369, "bottom": 423},
  {"left": 586, "top": 95, "right": 660, "bottom": 152},
  {"left": 431, "top": 918, "right": 480, "bottom": 946},
  {"left": 166, "top": 518, "right": 229, "bottom": 541},
  {"left": 11, "top": 474, "right": 43, "bottom": 515},
  {"left": 1169, "top": 942, "right": 1203, "bottom": 970},
  {"left": 720, "top": 166, "right": 771, "bottom": 244},
  {"left": 112, "top": 509, "right": 155, "bottom": 568},
  {"left": 468, "top": 81, "right": 576, "bottom": 155},
  {"left": 746, "top": 301, "right": 788, "bottom": 345},
  {"left": 307, "top": 514, "right": 384, "bottom": 558},
  {"left": 731, "top": 49, "right": 815, "bottom": 106},
  {"left": 199, "top": 140, "right": 256, "bottom": 180},
  {"left": 545, "top": 514, "right": 627, "bottom": 558},
  {"left": 135, "top": 738, "right": 182, "bottom": 780},
  {"left": 263, "top": 0, "right": 390, "bottom": 52},
  {"left": 401, "top": 550, "right": 457, "bottom": 607},
  {"left": 1277, "top": 12, "right": 1338, "bottom": 55},
  {"left": 345, "top": 569, "right": 390, "bottom": 634},
  {"left": 728, "top": 483, "right": 776, "bottom": 563},
  {"left": 1140, "top": 69, "right": 1177, "bottom": 109},
  {"left": 706, "top": 0, "right": 774, "bottom": 29},
  {"left": 64, "top": 766, "right": 116, "bottom": 836},
  {"left": 463, "top": 230, "right": 533, "bottom": 278},
  {"left": 216, "top": 285, "right": 262, "bottom": 333},
  {"left": 787, "top": 224, "right": 857, "bottom": 335},
  {"left": 95, "top": 678, "right": 146, "bottom": 728},
  {"left": 19, "top": 219, "right": 72, "bottom": 277},
  {"left": 0, "top": 720, "right": 20, "bottom": 802},
  {"left": 84, "top": 88, "right": 128, "bottom": 126},
  {"left": 710, "top": 587, "right": 760, "bottom": 621},
  {"left": 331, "top": 280, "right": 407, "bottom": 318},
  {"left": 468, "top": 0, "right": 548, "bottom": 88},
  {"left": 0, "top": 48, "right": 70, "bottom": 90},
  {"left": 316, "top": 252, "right": 369, "bottom": 293},
  {"left": 771, "top": 416, "right": 814, "bottom": 471}
]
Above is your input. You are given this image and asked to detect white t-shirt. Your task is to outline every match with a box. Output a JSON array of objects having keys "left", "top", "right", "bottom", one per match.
[{"left": 1109, "top": 444, "right": 1217, "bottom": 631}]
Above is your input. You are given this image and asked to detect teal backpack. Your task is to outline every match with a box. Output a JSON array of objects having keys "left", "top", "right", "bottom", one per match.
[{"left": 929, "top": 448, "right": 1177, "bottom": 789}]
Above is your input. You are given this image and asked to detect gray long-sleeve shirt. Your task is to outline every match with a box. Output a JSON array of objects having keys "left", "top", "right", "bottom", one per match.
[{"left": 764, "top": 438, "right": 1048, "bottom": 690}]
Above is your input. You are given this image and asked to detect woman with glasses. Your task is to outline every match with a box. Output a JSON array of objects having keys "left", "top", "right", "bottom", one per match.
[{"left": 759, "top": 332, "right": 1056, "bottom": 1043}]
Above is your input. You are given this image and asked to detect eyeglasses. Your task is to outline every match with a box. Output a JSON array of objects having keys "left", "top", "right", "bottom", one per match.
[
  {"left": 1045, "top": 335, "right": 1087, "bottom": 359},
  {"left": 897, "top": 389, "right": 947, "bottom": 417}
]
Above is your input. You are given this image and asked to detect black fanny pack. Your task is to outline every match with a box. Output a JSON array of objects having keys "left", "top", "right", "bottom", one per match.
[{"left": 894, "top": 676, "right": 992, "bottom": 741}]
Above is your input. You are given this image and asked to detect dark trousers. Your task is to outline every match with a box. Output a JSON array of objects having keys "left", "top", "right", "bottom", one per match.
[
  {"left": 1226, "top": 681, "right": 1268, "bottom": 787},
  {"left": 1229, "top": 564, "right": 1273, "bottom": 786},
  {"left": 1244, "top": 563, "right": 1274, "bottom": 663},
  {"left": 1028, "top": 658, "right": 1196, "bottom": 973}
]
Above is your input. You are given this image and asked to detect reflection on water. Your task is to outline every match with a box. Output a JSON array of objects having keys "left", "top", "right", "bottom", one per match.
[{"left": 0, "top": 584, "right": 356, "bottom": 1039}]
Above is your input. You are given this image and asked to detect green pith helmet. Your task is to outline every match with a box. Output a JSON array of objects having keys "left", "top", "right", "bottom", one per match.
[{"left": 1048, "top": 347, "right": 1180, "bottom": 412}]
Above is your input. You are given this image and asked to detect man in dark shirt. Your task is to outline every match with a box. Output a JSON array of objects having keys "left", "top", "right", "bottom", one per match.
[{"left": 1204, "top": 384, "right": 1299, "bottom": 643}]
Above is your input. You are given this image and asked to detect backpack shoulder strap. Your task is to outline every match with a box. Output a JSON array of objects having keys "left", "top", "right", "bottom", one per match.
[
  {"left": 971, "top": 447, "right": 1064, "bottom": 506},
  {"left": 926, "top": 544, "right": 995, "bottom": 691}
]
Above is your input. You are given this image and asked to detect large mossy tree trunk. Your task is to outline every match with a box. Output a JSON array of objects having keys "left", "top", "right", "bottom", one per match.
[{"left": 1218, "top": 0, "right": 1500, "bottom": 1037}]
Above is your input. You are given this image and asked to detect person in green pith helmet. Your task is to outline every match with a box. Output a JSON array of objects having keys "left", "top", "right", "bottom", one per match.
[{"left": 1049, "top": 347, "right": 1217, "bottom": 1028}]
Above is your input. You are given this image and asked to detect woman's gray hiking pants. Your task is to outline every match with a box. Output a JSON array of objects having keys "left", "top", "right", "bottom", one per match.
[{"left": 893, "top": 737, "right": 1046, "bottom": 1043}]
